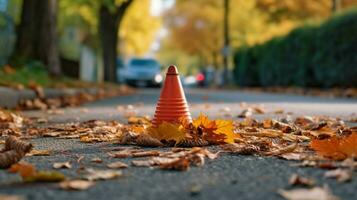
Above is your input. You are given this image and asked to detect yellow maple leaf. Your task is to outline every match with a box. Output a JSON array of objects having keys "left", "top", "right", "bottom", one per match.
[
  {"left": 193, "top": 114, "right": 236, "bottom": 144},
  {"left": 213, "top": 120, "right": 235, "bottom": 143},
  {"left": 147, "top": 122, "right": 186, "bottom": 144},
  {"left": 193, "top": 113, "right": 216, "bottom": 131}
]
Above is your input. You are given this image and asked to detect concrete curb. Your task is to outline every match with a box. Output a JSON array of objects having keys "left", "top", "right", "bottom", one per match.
[{"left": 0, "top": 86, "right": 98, "bottom": 109}]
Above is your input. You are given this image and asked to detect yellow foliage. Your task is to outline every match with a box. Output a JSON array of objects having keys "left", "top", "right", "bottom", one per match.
[
  {"left": 120, "top": 0, "right": 162, "bottom": 56},
  {"left": 147, "top": 122, "right": 187, "bottom": 144},
  {"left": 193, "top": 114, "right": 236, "bottom": 144}
]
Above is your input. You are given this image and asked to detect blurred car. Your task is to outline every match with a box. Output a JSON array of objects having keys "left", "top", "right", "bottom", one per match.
[
  {"left": 183, "top": 75, "right": 197, "bottom": 87},
  {"left": 196, "top": 67, "right": 215, "bottom": 87},
  {"left": 116, "top": 58, "right": 125, "bottom": 83},
  {"left": 123, "top": 58, "right": 163, "bottom": 87}
]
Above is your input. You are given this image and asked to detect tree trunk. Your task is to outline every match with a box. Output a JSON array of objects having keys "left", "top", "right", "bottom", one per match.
[
  {"left": 99, "top": 0, "right": 133, "bottom": 82},
  {"left": 331, "top": 0, "right": 341, "bottom": 13},
  {"left": 222, "top": 0, "right": 230, "bottom": 85},
  {"left": 99, "top": 6, "right": 119, "bottom": 82},
  {"left": 15, "top": 0, "right": 61, "bottom": 76}
]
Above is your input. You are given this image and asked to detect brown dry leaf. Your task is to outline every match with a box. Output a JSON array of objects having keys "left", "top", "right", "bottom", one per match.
[
  {"left": 279, "top": 153, "right": 304, "bottom": 161},
  {"left": 118, "top": 131, "right": 138, "bottom": 145},
  {"left": 274, "top": 109, "right": 284, "bottom": 114},
  {"left": 278, "top": 185, "right": 340, "bottom": 200},
  {"left": 252, "top": 106, "right": 265, "bottom": 114},
  {"left": 108, "top": 149, "right": 132, "bottom": 158},
  {"left": 132, "top": 150, "right": 160, "bottom": 157},
  {"left": 107, "top": 161, "right": 128, "bottom": 169},
  {"left": 289, "top": 174, "right": 315, "bottom": 187},
  {"left": 91, "top": 157, "right": 103, "bottom": 163},
  {"left": 324, "top": 169, "right": 352, "bottom": 182},
  {"left": 131, "top": 159, "right": 156, "bottom": 167},
  {"left": 0, "top": 137, "right": 33, "bottom": 168},
  {"left": 135, "top": 133, "right": 163, "bottom": 147},
  {"left": 220, "top": 143, "right": 260, "bottom": 155},
  {"left": 83, "top": 169, "right": 122, "bottom": 181},
  {"left": 8, "top": 162, "right": 36, "bottom": 177},
  {"left": 264, "top": 143, "right": 297, "bottom": 156},
  {"left": 59, "top": 180, "right": 95, "bottom": 190},
  {"left": 53, "top": 162, "right": 72, "bottom": 169},
  {"left": 27, "top": 149, "right": 51, "bottom": 156},
  {"left": 159, "top": 157, "right": 190, "bottom": 171},
  {"left": 310, "top": 133, "right": 357, "bottom": 160}
]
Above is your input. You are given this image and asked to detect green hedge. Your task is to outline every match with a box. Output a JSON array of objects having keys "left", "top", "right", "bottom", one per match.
[{"left": 233, "top": 9, "right": 357, "bottom": 88}]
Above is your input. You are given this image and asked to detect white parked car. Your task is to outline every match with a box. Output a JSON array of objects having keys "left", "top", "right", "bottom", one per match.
[{"left": 123, "top": 58, "right": 163, "bottom": 87}]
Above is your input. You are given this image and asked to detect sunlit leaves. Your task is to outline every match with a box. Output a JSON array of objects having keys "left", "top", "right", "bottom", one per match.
[
  {"left": 148, "top": 122, "right": 187, "bottom": 144},
  {"left": 120, "top": 0, "right": 161, "bottom": 56},
  {"left": 193, "top": 114, "right": 236, "bottom": 144},
  {"left": 147, "top": 114, "right": 236, "bottom": 145}
]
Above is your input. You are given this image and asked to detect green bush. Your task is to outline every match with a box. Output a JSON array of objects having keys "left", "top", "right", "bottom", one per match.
[{"left": 233, "top": 8, "right": 357, "bottom": 88}]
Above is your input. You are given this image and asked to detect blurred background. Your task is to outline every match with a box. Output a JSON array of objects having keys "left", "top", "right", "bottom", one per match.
[{"left": 0, "top": 0, "right": 356, "bottom": 89}]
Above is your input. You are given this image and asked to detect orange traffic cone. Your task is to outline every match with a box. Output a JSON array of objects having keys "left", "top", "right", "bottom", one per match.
[{"left": 152, "top": 65, "right": 192, "bottom": 126}]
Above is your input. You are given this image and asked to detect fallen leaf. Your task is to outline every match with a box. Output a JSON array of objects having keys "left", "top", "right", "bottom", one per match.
[
  {"left": 324, "top": 168, "right": 352, "bottom": 182},
  {"left": 107, "top": 161, "right": 128, "bottom": 169},
  {"left": 264, "top": 143, "right": 297, "bottom": 156},
  {"left": 131, "top": 150, "right": 160, "bottom": 157},
  {"left": 0, "top": 137, "right": 33, "bottom": 168},
  {"left": 8, "top": 162, "right": 65, "bottom": 182},
  {"left": 91, "top": 157, "right": 103, "bottom": 163},
  {"left": 220, "top": 143, "right": 260, "bottom": 155},
  {"left": 53, "top": 162, "right": 72, "bottom": 169},
  {"left": 279, "top": 153, "right": 304, "bottom": 161},
  {"left": 278, "top": 185, "right": 340, "bottom": 200},
  {"left": 108, "top": 149, "right": 132, "bottom": 158},
  {"left": 59, "top": 180, "right": 95, "bottom": 190},
  {"left": 27, "top": 149, "right": 51, "bottom": 156},
  {"left": 83, "top": 169, "right": 122, "bottom": 181},
  {"left": 8, "top": 162, "right": 36, "bottom": 177},
  {"left": 193, "top": 114, "right": 236, "bottom": 144},
  {"left": 310, "top": 133, "right": 357, "bottom": 160},
  {"left": 159, "top": 157, "right": 190, "bottom": 171},
  {"left": 289, "top": 174, "right": 315, "bottom": 187},
  {"left": 24, "top": 170, "right": 65, "bottom": 182},
  {"left": 274, "top": 109, "right": 284, "bottom": 114},
  {"left": 135, "top": 133, "right": 163, "bottom": 147},
  {"left": 131, "top": 159, "right": 156, "bottom": 167},
  {"left": 148, "top": 122, "right": 186, "bottom": 144}
]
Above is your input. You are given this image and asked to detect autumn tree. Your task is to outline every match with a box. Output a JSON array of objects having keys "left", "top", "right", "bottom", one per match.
[
  {"left": 14, "top": 0, "right": 61, "bottom": 76},
  {"left": 119, "top": 0, "right": 161, "bottom": 57},
  {"left": 99, "top": 0, "right": 133, "bottom": 82},
  {"left": 165, "top": 0, "right": 223, "bottom": 68}
]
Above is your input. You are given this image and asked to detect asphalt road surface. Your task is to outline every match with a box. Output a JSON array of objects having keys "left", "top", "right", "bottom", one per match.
[{"left": 1, "top": 89, "right": 356, "bottom": 200}]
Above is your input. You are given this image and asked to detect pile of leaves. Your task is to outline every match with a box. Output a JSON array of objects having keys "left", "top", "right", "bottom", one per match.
[{"left": 16, "top": 85, "right": 134, "bottom": 110}]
